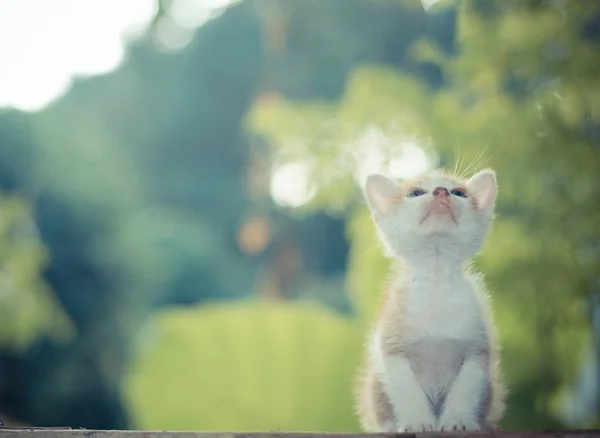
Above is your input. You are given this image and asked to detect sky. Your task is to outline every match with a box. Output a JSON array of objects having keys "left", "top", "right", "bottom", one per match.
[
  {"left": 0, "top": 0, "right": 157, "bottom": 111},
  {"left": 0, "top": 0, "right": 235, "bottom": 112}
]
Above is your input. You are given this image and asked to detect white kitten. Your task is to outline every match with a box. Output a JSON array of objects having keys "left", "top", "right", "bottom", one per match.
[{"left": 355, "top": 169, "right": 506, "bottom": 432}]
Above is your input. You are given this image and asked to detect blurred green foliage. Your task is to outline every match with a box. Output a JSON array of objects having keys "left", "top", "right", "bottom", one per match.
[
  {"left": 247, "top": 0, "right": 600, "bottom": 430},
  {"left": 0, "top": 0, "right": 598, "bottom": 432},
  {"left": 126, "top": 301, "right": 362, "bottom": 431},
  {"left": 0, "top": 192, "right": 73, "bottom": 351}
]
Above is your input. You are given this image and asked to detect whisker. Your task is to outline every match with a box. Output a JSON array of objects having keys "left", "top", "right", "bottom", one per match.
[
  {"left": 460, "top": 146, "right": 489, "bottom": 179},
  {"left": 458, "top": 157, "right": 465, "bottom": 179},
  {"left": 453, "top": 139, "right": 461, "bottom": 176},
  {"left": 470, "top": 147, "right": 489, "bottom": 171}
]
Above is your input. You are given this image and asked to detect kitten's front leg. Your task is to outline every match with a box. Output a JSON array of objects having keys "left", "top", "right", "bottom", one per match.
[
  {"left": 383, "top": 354, "right": 436, "bottom": 432},
  {"left": 438, "top": 357, "right": 488, "bottom": 431}
]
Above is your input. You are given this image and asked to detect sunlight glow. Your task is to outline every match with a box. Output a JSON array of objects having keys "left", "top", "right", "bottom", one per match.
[
  {"left": 420, "top": 0, "right": 440, "bottom": 11},
  {"left": 388, "top": 142, "right": 431, "bottom": 179},
  {"left": 269, "top": 128, "right": 433, "bottom": 209},
  {"left": 0, "top": 0, "right": 236, "bottom": 112},
  {"left": 270, "top": 162, "right": 315, "bottom": 208},
  {"left": 169, "top": 0, "right": 240, "bottom": 29},
  {"left": 0, "top": 0, "right": 157, "bottom": 112},
  {"left": 354, "top": 126, "right": 433, "bottom": 185},
  {"left": 154, "top": 0, "right": 239, "bottom": 51}
]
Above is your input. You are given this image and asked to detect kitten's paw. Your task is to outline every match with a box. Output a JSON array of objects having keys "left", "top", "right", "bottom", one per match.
[
  {"left": 438, "top": 417, "right": 480, "bottom": 432},
  {"left": 398, "top": 422, "right": 435, "bottom": 433}
]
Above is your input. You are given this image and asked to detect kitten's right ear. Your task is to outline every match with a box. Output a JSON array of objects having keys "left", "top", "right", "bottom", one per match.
[
  {"left": 468, "top": 169, "right": 497, "bottom": 213},
  {"left": 365, "top": 174, "right": 399, "bottom": 217}
]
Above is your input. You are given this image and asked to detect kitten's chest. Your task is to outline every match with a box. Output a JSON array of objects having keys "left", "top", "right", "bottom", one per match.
[{"left": 402, "top": 278, "right": 483, "bottom": 340}]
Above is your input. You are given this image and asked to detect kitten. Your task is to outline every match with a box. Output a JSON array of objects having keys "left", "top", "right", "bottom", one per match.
[{"left": 354, "top": 169, "right": 506, "bottom": 432}]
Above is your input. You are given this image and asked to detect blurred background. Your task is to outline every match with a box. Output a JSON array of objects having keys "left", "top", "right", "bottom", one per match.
[{"left": 0, "top": 0, "right": 598, "bottom": 432}]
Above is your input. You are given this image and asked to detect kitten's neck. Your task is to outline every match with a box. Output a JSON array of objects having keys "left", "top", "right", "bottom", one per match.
[
  {"left": 398, "top": 235, "right": 471, "bottom": 267},
  {"left": 404, "top": 257, "right": 462, "bottom": 281},
  {"left": 396, "top": 240, "right": 467, "bottom": 285}
]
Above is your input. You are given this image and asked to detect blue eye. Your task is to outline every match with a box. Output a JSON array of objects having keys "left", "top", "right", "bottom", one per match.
[
  {"left": 407, "top": 188, "right": 426, "bottom": 197},
  {"left": 451, "top": 188, "right": 468, "bottom": 198}
]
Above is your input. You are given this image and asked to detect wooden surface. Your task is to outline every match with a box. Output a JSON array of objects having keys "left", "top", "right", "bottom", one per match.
[{"left": 1, "top": 430, "right": 600, "bottom": 438}]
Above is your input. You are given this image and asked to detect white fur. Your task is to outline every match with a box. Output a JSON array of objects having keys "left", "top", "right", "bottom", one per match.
[
  {"left": 364, "top": 169, "right": 498, "bottom": 432},
  {"left": 404, "top": 262, "right": 484, "bottom": 340},
  {"left": 370, "top": 266, "right": 488, "bottom": 431},
  {"left": 382, "top": 353, "right": 437, "bottom": 431},
  {"left": 365, "top": 170, "right": 496, "bottom": 261},
  {"left": 438, "top": 358, "right": 489, "bottom": 431},
  {"left": 368, "top": 329, "right": 437, "bottom": 432}
]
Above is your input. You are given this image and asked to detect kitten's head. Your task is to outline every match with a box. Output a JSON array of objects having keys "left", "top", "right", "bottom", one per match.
[{"left": 364, "top": 169, "right": 497, "bottom": 261}]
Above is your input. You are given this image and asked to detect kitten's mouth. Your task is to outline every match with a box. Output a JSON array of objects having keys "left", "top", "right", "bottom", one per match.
[
  {"left": 420, "top": 201, "right": 457, "bottom": 225},
  {"left": 436, "top": 200, "right": 451, "bottom": 210}
]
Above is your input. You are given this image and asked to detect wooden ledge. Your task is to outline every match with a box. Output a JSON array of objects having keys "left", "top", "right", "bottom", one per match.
[{"left": 1, "top": 431, "right": 600, "bottom": 438}]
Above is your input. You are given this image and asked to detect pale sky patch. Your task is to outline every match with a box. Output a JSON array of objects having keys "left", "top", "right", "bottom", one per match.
[{"left": 0, "top": 0, "right": 236, "bottom": 112}]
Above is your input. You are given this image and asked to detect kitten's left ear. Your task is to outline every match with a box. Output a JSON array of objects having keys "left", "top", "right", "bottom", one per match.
[{"left": 467, "top": 169, "right": 497, "bottom": 213}]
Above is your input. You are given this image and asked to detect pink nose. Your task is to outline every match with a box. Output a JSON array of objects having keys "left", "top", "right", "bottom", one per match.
[{"left": 433, "top": 187, "right": 449, "bottom": 197}]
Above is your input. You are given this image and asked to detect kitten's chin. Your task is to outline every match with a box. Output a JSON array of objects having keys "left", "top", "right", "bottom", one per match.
[
  {"left": 419, "top": 211, "right": 459, "bottom": 232},
  {"left": 420, "top": 205, "right": 458, "bottom": 224}
]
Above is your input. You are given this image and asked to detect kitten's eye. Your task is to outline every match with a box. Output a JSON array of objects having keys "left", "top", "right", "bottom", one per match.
[
  {"left": 407, "top": 188, "right": 426, "bottom": 197},
  {"left": 451, "top": 188, "right": 468, "bottom": 198}
]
